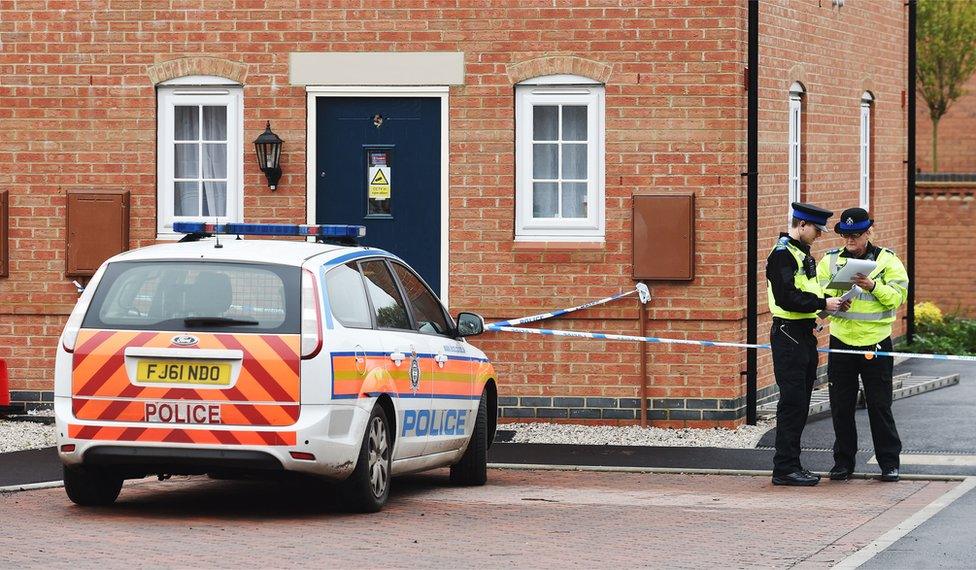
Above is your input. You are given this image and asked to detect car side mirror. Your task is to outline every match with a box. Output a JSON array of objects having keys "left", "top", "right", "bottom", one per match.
[{"left": 456, "top": 312, "right": 485, "bottom": 337}]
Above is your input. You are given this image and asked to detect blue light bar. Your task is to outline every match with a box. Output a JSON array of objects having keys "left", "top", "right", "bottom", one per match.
[{"left": 173, "top": 222, "right": 366, "bottom": 239}]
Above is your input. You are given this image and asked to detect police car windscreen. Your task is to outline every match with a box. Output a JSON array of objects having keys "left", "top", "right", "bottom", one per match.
[{"left": 81, "top": 261, "right": 300, "bottom": 333}]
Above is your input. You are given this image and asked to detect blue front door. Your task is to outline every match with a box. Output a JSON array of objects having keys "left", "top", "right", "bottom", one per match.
[{"left": 316, "top": 97, "right": 442, "bottom": 294}]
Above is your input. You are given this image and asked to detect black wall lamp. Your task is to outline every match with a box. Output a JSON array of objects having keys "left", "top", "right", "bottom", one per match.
[{"left": 254, "top": 121, "right": 283, "bottom": 190}]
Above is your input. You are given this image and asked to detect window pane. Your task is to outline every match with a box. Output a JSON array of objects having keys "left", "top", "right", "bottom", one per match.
[
  {"left": 392, "top": 263, "right": 450, "bottom": 336},
  {"left": 561, "top": 182, "right": 587, "bottom": 218},
  {"left": 174, "top": 144, "right": 198, "bottom": 178},
  {"left": 174, "top": 182, "right": 199, "bottom": 216},
  {"left": 532, "top": 182, "right": 558, "bottom": 218},
  {"left": 325, "top": 262, "right": 372, "bottom": 329},
  {"left": 82, "top": 261, "right": 297, "bottom": 333},
  {"left": 202, "top": 106, "right": 227, "bottom": 140},
  {"left": 533, "top": 105, "right": 558, "bottom": 141},
  {"left": 561, "top": 144, "right": 587, "bottom": 179},
  {"left": 360, "top": 260, "right": 410, "bottom": 330},
  {"left": 202, "top": 181, "right": 226, "bottom": 217},
  {"left": 533, "top": 143, "right": 558, "bottom": 179},
  {"left": 203, "top": 143, "right": 227, "bottom": 179},
  {"left": 174, "top": 106, "right": 198, "bottom": 141},
  {"left": 562, "top": 106, "right": 587, "bottom": 141}
]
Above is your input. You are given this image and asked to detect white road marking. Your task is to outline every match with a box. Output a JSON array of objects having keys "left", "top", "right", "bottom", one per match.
[
  {"left": 0, "top": 480, "right": 63, "bottom": 493},
  {"left": 832, "top": 477, "right": 976, "bottom": 569},
  {"left": 868, "top": 454, "right": 976, "bottom": 467}
]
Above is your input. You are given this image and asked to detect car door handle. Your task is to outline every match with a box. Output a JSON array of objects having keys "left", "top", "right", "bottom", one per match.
[
  {"left": 434, "top": 354, "right": 448, "bottom": 368},
  {"left": 390, "top": 352, "right": 406, "bottom": 366}
]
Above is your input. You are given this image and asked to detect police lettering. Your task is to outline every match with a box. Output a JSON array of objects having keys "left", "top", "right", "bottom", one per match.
[
  {"left": 402, "top": 409, "right": 468, "bottom": 436},
  {"left": 145, "top": 402, "right": 221, "bottom": 424}
]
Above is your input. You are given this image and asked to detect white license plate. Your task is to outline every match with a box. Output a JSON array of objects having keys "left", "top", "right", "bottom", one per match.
[{"left": 145, "top": 402, "right": 221, "bottom": 424}]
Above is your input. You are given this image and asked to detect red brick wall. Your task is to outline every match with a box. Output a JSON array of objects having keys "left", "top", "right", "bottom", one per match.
[
  {"left": 757, "top": 1, "right": 909, "bottom": 392},
  {"left": 0, "top": 1, "right": 907, "bottom": 425},
  {"left": 915, "top": 184, "right": 976, "bottom": 316},
  {"left": 916, "top": 73, "right": 976, "bottom": 173}
]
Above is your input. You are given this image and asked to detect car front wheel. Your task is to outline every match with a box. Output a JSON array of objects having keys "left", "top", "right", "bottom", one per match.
[{"left": 450, "top": 390, "right": 489, "bottom": 486}]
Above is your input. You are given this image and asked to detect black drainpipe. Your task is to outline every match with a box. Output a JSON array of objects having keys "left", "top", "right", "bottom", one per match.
[
  {"left": 907, "top": 0, "right": 917, "bottom": 343},
  {"left": 745, "top": 0, "right": 759, "bottom": 425}
]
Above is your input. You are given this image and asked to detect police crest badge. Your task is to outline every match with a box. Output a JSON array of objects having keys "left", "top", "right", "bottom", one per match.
[{"left": 409, "top": 351, "right": 421, "bottom": 393}]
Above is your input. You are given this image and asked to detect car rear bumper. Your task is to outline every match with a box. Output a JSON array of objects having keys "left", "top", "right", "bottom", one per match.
[{"left": 55, "top": 396, "right": 371, "bottom": 480}]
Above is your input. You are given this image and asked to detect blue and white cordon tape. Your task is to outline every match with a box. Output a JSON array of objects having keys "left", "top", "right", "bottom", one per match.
[
  {"left": 485, "top": 285, "right": 976, "bottom": 363},
  {"left": 489, "top": 283, "right": 650, "bottom": 328}
]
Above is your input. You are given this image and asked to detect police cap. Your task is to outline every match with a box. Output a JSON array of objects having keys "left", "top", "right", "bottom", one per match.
[
  {"left": 790, "top": 202, "right": 833, "bottom": 232},
  {"left": 834, "top": 207, "right": 873, "bottom": 234}
]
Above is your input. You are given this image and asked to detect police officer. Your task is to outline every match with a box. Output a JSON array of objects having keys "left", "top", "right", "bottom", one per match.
[
  {"left": 817, "top": 208, "right": 908, "bottom": 482},
  {"left": 767, "top": 202, "right": 850, "bottom": 486}
]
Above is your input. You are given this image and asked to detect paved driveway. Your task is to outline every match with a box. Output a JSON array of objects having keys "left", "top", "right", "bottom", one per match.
[{"left": 0, "top": 468, "right": 959, "bottom": 568}]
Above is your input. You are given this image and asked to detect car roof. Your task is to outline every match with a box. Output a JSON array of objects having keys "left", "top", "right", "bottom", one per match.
[{"left": 105, "top": 238, "right": 397, "bottom": 268}]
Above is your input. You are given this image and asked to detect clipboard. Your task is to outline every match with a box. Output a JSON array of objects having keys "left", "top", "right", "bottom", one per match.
[{"left": 827, "top": 258, "right": 877, "bottom": 289}]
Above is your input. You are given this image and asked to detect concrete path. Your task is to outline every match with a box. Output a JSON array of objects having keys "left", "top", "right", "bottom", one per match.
[{"left": 0, "top": 469, "right": 961, "bottom": 568}]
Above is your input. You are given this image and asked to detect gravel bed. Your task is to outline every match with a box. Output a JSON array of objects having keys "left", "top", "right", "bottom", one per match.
[
  {"left": 0, "top": 415, "right": 775, "bottom": 454},
  {"left": 502, "top": 420, "right": 775, "bottom": 448},
  {"left": 0, "top": 420, "right": 57, "bottom": 453}
]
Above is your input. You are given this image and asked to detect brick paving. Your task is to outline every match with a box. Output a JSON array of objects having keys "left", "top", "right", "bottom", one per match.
[{"left": 0, "top": 469, "right": 959, "bottom": 568}]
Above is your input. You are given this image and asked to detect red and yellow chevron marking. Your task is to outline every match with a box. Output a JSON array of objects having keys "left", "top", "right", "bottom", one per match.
[
  {"left": 71, "top": 398, "right": 300, "bottom": 426},
  {"left": 68, "top": 424, "right": 296, "bottom": 446},
  {"left": 331, "top": 354, "right": 484, "bottom": 398},
  {"left": 71, "top": 329, "right": 300, "bottom": 427}
]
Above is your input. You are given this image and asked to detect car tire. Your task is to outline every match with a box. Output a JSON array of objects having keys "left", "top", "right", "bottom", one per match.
[
  {"left": 450, "top": 390, "right": 489, "bottom": 486},
  {"left": 63, "top": 465, "right": 123, "bottom": 506},
  {"left": 342, "top": 404, "right": 392, "bottom": 513}
]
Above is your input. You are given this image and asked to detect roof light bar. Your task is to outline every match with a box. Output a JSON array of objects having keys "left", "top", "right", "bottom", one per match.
[{"left": 173, "top": 222, "right": 366, "bottom": 239}]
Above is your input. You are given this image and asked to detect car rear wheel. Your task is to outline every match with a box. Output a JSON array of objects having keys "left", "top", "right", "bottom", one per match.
[
  {"left": 342, "top": 404, "right": 392, "bottom": 512},
  {"left": 63, "top": 465, "right": 123, "bottom": 506},
  {"left": 450, "top": 390, "right": 489, "bottom": 486}
]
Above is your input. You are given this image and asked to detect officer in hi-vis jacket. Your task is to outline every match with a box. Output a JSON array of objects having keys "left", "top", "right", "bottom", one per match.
[
  {"left": 818, "top": 208, "right": 908, "bottom": 483},
  {"left": 766, "top": 202, "right": 850, "bottom": 487}
]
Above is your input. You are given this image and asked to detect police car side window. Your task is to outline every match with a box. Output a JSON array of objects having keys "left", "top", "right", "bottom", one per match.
[
  {"left": 324, "top": 262, "right": 372, "bottom": 329},
  {"left": 360, "top": 260, "right": 411, "bottom": 330},
  {"left": 390, "top": 262, "right": 451, "bottom": 336}
]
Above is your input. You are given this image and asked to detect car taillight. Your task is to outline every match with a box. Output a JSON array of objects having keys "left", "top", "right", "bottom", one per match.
[
  {"left": 301, "top": 268, "right": 323, "bottom": 359},
  {"left": 61, "top": 304, "right": 87, "bottom": 353}
]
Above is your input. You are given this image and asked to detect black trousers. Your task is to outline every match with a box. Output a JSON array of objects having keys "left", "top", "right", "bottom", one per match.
[
  {"left": 827, "top": 336, "right": 901, "bottom": 471},
  {"left": 770, "top": 318, "right": 819, "bottom": 477}
]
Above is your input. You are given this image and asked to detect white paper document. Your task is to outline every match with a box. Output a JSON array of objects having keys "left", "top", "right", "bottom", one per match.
[
  {"left": 827, "top": 258, "right": 877, "bottom": 289},
  {"left": 818, "top": 285, "right": 862, "bottom": 319}
]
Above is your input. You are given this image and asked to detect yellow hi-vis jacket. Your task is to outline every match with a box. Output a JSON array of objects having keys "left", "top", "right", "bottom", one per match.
[
  {"left": 817, "top": 244, "right": 909, "bottom": 346},
  {"left": 767, "top": 237, "right": 824, "bottom": 320}
]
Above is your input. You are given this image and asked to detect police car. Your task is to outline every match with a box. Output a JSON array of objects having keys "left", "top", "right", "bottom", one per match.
[{"left": 54, "top": 222, "right": 497, "bottom": 512}]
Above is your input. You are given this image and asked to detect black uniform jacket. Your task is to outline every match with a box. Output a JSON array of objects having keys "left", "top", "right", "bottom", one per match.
[{"left": 766, "top": 233, "right": 827, "bottom": 314}]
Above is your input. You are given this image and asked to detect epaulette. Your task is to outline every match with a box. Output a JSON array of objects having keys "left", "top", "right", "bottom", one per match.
[
  {"left": 882, "top": 247, "right": 896, "bottom": 256},
  {"left": 774, "top": 236, "right": 790, "bottom": 250},
  {"left": 826, "top": 247, "right": 842, "bottom": 254}
]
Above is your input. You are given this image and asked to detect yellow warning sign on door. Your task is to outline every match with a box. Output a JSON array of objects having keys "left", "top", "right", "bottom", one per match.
[{"left": 368, "top": 166, "right": 391, "bottom": 200}]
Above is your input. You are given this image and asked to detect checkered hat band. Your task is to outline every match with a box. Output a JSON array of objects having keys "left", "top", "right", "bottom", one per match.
[{"left": 839, "top": 219, "right": 872, "bottom": 231}]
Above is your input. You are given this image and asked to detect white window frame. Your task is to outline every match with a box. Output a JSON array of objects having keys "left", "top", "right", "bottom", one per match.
[
  {"left": 788, "top": 82, "right": 804, "bottom": 223},
  {"left": 860, "top": 92, "right": 873, "bottom": 210},
  {"left": 515, "top": 75, "right": 605, "bottom": 242},
  {"left": 156, "top": 75, "right": 244, "bottom": 239}
]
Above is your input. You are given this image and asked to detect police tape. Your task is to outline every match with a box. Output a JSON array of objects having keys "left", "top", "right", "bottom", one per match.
[
  {"left": 486, "top": 324, "right": 976, "bottom": 363},
  {"left": 488, "top": 283, "right": 650, "bottom": 328}
]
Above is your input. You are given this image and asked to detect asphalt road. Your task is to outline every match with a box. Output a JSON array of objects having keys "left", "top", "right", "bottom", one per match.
[
  {"left": 758, "top": 358, "right": 976, "bottom": 567},
  {"left": 756, "top": 359, "right": 976, "bottom": 475},
  {"left": 862, "top": 482, "right": 976, "bottom": 569}
]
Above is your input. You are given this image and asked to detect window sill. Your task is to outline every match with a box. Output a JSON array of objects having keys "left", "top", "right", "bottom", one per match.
[{"left": 512, "top": 241, "right": 606, "bottom": 252}]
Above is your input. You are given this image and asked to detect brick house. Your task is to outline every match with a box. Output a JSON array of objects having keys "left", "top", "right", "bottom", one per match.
[
  {"left": 914, "top": 71, "right": 976, "bottom": 317},
  {"left": 0, "top": 1, "right": 910, "bottom": 425}
]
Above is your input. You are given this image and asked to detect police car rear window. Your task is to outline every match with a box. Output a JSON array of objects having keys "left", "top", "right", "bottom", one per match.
[{"left": 82, "top": 261, "right": 300, "bottom": 334}]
